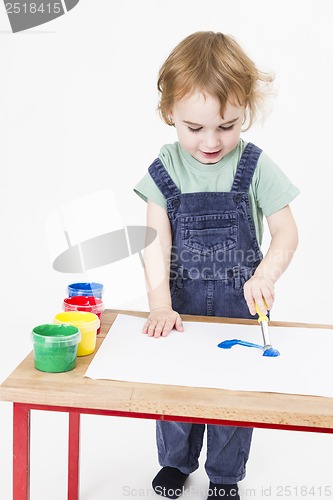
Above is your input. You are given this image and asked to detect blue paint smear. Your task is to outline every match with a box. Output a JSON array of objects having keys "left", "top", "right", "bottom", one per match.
[
  {"left": 218, "top": 339, "right": 280, "bottom": 357},
  {"left": 218, "top": 339, "right": 263, "bottom": 350}
]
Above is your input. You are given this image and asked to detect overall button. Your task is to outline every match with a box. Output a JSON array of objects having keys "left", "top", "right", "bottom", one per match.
[
  {"left": 233, "top": 194, "right": 243, "bottom": 203},
  {"left": 172, "top": 199, "right": 181, "bottom": 208}
]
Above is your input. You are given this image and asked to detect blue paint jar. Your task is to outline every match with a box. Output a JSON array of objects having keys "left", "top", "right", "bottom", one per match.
[{"left": 67, "top": 282, "right": 103, "bottom": 299}]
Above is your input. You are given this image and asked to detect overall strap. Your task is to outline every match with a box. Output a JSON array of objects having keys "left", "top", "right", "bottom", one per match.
[
  {"left": 231, "top": 142, "right": 262, "bottom": 193},
  {"left": 148, "top": 158, "right": 181, "bottom": 199}
]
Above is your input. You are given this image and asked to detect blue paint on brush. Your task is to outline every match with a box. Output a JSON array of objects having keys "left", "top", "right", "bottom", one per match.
[
  {"left": 218, "top": 339, "right": 280, "bottom": 357},
  {"left": 262, "top": 347, "right": 280, "bottom": 357}
]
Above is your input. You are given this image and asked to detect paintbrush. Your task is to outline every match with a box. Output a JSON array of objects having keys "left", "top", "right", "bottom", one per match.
[{"left": 255, "top": 301, "right": 280, "bottom": 357}]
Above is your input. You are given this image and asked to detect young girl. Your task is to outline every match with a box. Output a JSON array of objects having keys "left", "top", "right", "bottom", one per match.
[{"left": 134, "top": 31, "right": 299, "bottom": 500}]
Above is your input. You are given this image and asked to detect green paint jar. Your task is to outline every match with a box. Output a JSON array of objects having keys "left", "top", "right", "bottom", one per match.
[{"left": 32, "top": 324, "right": 81, "bottom": 373}]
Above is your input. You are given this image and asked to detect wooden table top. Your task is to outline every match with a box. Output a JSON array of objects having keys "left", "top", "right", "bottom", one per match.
[{"left": 1, "top": 309, "right": 333, "bottom": 431}]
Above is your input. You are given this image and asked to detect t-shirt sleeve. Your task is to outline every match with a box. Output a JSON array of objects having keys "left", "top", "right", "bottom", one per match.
[
  {"left": 134, "top": 144, "right": 181, "bottom": 208},
  {"left": 254, "top": 152, "right": 300, "bottom": 217},
  {"left": 133, "top": 169, "right": 167, "bottom": 209}
]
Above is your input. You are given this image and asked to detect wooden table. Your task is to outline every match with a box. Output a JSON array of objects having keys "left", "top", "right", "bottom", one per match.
[{"left": 1, "top": 309, "right": 333, "bottom": 500}]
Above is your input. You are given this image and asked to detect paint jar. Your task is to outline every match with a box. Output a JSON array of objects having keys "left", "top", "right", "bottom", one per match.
[
  {"left": 63, "top": 296, "right": 105, "bottom": 334},
  {"left": 32, "top": 324, "right": 81, "bottom": 373},
  {"left": 67, "top": 282, "right": 103, "bottom": 299},
  {"left": 54, "top": 311, "right": 100, "bottom": 357}
]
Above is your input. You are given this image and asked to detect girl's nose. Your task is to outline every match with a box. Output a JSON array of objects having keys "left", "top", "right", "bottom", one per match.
[{"left": 204, "top": 132, "right": 220, "bottom": 149}]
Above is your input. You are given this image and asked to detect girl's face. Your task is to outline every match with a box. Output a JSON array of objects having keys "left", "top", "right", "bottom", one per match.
[{"left": 170, "top": 91, "right": 244, "bottom": 164}]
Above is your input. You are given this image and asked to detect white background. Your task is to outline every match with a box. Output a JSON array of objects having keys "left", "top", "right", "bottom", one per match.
[{"left": 1, "top": 1, "right": 333, "bottom": 499}]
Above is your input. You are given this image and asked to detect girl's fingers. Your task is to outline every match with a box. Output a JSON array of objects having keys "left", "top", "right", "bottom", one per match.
[{"left": 143, "top": 311, "right": 183, "bottom": 337}]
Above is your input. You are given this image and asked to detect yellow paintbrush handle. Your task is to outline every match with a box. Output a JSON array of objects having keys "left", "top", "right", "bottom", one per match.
[{"left": 255, "top": 300, "right": 268, "bottom": 323}]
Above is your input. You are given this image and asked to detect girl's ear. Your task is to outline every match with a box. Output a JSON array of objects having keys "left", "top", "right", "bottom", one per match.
[{"left": 167, "top": 112, "right": 174, "bottom": 126}]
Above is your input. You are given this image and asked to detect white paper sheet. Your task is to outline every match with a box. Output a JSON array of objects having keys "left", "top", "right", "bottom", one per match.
[{"left": 85, "top": 314, "right": 333, "bottom": 397}]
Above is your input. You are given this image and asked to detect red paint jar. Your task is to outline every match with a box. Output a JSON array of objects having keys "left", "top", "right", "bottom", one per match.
[{"left": 63, "top": 296, "right": 105, "bottom": 334}]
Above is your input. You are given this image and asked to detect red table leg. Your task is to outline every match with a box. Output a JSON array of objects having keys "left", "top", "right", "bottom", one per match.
[
  {"left": 68, "top": 412, "right": 80, "bottom": 500},
  {"left": 13, "top": 403, "right": 30, "bottom": 500}
]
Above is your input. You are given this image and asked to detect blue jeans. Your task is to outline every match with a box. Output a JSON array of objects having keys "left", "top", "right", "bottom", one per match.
[{"left": 156, "top": 421, "right": 253, "bottom": 483}]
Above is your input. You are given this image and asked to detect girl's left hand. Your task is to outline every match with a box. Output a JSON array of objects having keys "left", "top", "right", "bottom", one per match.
[{"left": 243, "top": 275, "right": 275, "bottom": 316}]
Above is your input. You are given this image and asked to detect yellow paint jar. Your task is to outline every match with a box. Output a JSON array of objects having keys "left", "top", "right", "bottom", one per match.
[{"left": 53, "top": 311, "right": 100, "bottom": 356}]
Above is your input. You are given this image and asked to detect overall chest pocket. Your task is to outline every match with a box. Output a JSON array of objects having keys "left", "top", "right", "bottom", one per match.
[{"left": 181, "top": 213, "right": 238, "bottom": 255}]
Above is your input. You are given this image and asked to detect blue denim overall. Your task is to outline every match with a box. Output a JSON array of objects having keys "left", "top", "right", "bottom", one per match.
[{"left": 148, "top": 142, "right": 263, "bottom": 484}]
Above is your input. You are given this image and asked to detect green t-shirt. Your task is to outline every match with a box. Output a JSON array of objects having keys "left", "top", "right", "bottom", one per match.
[{"left": 134, "top": 139, "right": 300, "bottom": 245}]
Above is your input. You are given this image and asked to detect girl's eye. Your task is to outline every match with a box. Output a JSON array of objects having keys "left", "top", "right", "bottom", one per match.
[
  {"left": 188, "top": 125, "right": 234, "bottom": 133},
  {"left": 188, "top": 127, "right": 202, "bottom": 133},
  {"left": 220, "top": 125, "right": 234, "bottom": 131}
]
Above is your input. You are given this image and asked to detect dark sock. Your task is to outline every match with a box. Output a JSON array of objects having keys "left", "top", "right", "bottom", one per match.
[
  {"left": 207, "top": 481, "right": 240, "bottom": 499},
  {"left": 152, "top": 466, "right": 189, "bottom": 499}
]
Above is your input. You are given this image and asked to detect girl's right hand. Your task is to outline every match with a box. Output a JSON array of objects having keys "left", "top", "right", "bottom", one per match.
[{"left": 143, "top": 307, "right": 184, "bottom": 338}]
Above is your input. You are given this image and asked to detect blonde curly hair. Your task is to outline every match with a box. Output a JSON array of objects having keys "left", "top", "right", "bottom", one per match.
[{"left": 157, "top": 31, "right": 274, "bottom": 130}]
